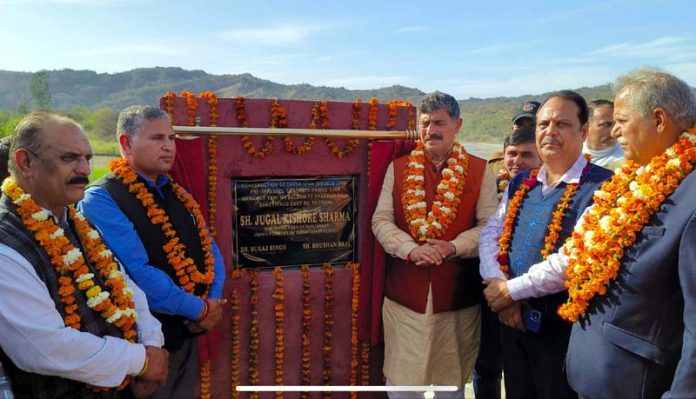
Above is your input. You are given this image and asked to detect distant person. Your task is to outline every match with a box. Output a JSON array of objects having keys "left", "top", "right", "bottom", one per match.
[
  {"left": 488, "top": 101, "right": 541, "bottom": 177},
  {"left": 582, "top": 99, "right": 624, "bottom": 169},
  {"left": 0, "top": 136, "right": 10, "bottom": 181},
  {"left": 78, "top": 105, "right": 226, "bottom": 399},
  {"left": 494, "top": 126, "right": 542, "bottom": 200},
  {"left": 372, "top": 91, "right": 498, "bottom": 398},
  {"left": 511, "top": 101, "right": 541, "bottom": 129}
]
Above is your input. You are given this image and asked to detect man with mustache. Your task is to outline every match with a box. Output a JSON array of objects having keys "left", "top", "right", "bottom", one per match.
[
  {"left": 582, "top": 99, "right": 624, "bottom": 169},
  {"left": 483, "top": 68, "right": 696, "bottom": 399},
  {"left": 0, "top": 112, "right": 168, "bottom": 398},
  {"left": 78, "top": 106, "right": 226, "bottom": 399},
  {"left": 479, "top": 91, "right": 613, "bottom": 399},
  {"left": 372, "top": 91, "right": 498, "bottom": 398}
]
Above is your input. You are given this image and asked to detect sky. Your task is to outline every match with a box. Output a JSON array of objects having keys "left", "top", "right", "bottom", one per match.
[{"left": 1, "top": 0, "right": 695, "bottom": 99}]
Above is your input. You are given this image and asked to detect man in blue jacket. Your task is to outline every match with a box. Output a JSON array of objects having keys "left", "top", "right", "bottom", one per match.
[{"left": 78, "top": 105, "right": 226, "bottom": 399}]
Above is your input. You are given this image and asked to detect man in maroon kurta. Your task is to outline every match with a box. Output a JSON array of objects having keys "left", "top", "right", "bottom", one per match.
[{"left": 372, "top": 91, "right": 498, "bottom": 398}]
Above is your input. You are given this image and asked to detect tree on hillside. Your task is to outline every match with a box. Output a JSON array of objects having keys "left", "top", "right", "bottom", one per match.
[
  {"left": 82, "top": 108, "right": 118, "bottom": 140},
  {"left": 28, "top": 71, "right": 52, "bottom": 110},
  {"left": 15, "top": 100, "right": 28, "bottom": 115}
]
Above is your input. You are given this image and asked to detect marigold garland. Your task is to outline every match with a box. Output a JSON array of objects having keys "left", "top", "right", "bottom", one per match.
[
  {"left": 236, "top": 96, "right": 274, "bottom": 159},
  {"left": 367, "top": 98, "right": 378, "bottom": 131},
  {"left": 496, "top": 169, "right": 510, "bottom": 202},
  {"left": 1, "top": 177, "right": 138, "bottom": 391},
  {"left": 180, "top": 90, "right": 198, "bottom": 126},
  {"left": 109, "top": 158, "right": 215, "bottom": 296},
  {"left": 230, "top": 270, "right": 242, "bottom": 399},
  {"left": 406, "top": 102, "right": 416, "bottom": 131},
  {"left": 282, "top": 102, "right": 315, "bottom": 154},
  {"left": 351, "top": 98, "right": 362, "bottom": 130},
  {"left": 348, "top": 263, "right": 360, "bottom": 399},
  {"left": 271, "top": 266, "right": 285, "bottom": 396},
  {"left": 321, "top": 100, "right": 359, "bottom": 159},
  {"left": 497, "top": 163, "right": 589, "bottom": 278},
  {"left": 248, "top": 270, "right": 260, "bottom": 397},
  {"left": 402, "top": 141, "right": 470, "bottom": 241},
  {"left": 199, "top": 91, "right": 219, "bottom": 238},
  {"left": 322, "top": 264, "right": 334, "bottom": 398},
  {"left": 360, "top": 341, "right": 370, "bottom": 386},
  {"left": 301, "top": 265, "right": 312, "bottom": 397},
  {"left": 558, "top": 131, "right": 696, "bottom": 322},
  {"left": 200, "top": 360, "right": 211, "bottom": 399},
  {"left": 164, "top": 91, "right": 176, "bottom": 120},
  {"left": 497, "top": 170, "right": 538, "bottom": 277},
  {"left": 386, "top": 99, "right": 413, "bottom": 131},
  {"left": 387, "top": 101, "right": 399, "bottom": 130},
  {"left": 199, "top": 91, "right": 219, "bottom": 126},
  {"left": 206, "top": 135, "right": 218, "bottom": 237}
]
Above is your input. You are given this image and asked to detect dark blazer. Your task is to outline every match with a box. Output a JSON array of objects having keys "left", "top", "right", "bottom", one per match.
[{"left": 565, "top": 169, "right": 696, "bottom": 399}]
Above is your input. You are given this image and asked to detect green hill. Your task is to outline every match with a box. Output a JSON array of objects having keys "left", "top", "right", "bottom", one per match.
[{"left": 0, "top": 67, "right": 622, "bottom": 143}]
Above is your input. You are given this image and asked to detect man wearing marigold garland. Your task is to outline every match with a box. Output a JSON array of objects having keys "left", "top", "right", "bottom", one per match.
[
  {"left": 78, "top": 106, "right": 227, "bottom": 399},
  {"left": 479, "top": 90, "right": 613, "bottom": 399},
  {"left": 0, "top": 112, "right": 169, "bottom": 398},
  {"left": 372, "top": 91, "right": 498, "bottom": 398},
  {"left": 475, "top": 125, "right": 542, "bottom": 399},
  {"left": 484, "top": 67, "right": 696, "bottom": 398}
]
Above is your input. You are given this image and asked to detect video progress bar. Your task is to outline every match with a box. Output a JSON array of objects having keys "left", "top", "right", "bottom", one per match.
[{"left": 236, "top": 386, "right": 459, "bottom": 392}]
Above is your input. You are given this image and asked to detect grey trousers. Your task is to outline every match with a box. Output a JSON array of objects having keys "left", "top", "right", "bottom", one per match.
[{"left": 150, "top": 337, "right": 199, "bottom": 399}]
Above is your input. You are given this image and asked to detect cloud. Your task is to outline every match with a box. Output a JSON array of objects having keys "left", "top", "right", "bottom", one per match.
[
  {"left": 320, "top": 75, "right": 410, "bottom": 89},
  {"left": 465, "top": 43, "right": 524, "bottom": 56},
  {"left": 588, "top": 36, "right": 696, "bottom": 62},
  {"left": 217, "top": 25, "right": 321, "bottom": 46},
  {"left": 536, "top": 2, "right": 617, "bottom": 24},
  {"left": 393, "top": 25, "right": 427, "bottom": 34}
]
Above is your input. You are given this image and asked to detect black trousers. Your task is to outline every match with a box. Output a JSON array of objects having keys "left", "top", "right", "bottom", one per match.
[
  {"left": 473, "top": 304, "right": 503, "bottom": 399},
  {"left": 500, "top": 325, "right": 576, "bottom": 399}
]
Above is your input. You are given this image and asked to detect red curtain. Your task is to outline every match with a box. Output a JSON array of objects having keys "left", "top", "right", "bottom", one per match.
[
  {"left": 170, "top": 137, "right": 219, "bottom": 364},
  {"left": 360, "top": 140, "right": 416, "bottom": 344}
]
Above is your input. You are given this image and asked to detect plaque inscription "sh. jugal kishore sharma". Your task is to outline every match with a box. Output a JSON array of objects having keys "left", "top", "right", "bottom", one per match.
[{"left": 232, "top": 176, "right": 356, "bottom": 269}]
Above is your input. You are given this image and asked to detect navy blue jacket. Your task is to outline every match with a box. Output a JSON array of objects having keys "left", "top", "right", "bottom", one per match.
[{"left": 566, "top": 169, "right": 696, "bottom": 399}]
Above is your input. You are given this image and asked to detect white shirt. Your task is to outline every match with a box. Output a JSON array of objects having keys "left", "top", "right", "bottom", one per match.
[
  {"left": 479, "top": 154, "right": 589, "bottom": 281},
  {"left": 0, "top": 242, "right": 164, "bottom": 387},
  {"left": 583, "top": 143, "right": 624, "bottom": 168}
]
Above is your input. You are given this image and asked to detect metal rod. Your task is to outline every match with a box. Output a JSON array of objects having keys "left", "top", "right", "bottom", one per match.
[{"left": 172, "top": 125, "right": 419, "bottom": 140}]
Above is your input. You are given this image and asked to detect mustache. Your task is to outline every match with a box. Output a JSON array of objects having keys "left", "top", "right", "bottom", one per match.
[
  {"left": 67, "top": 176, "right": 89, "bottom": 185},
  {"left": 425, "top": 133, "right": 443, "bottom": 140},
  {"left": 541, "top": 138, "right": 562, "bottom": 146}
]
